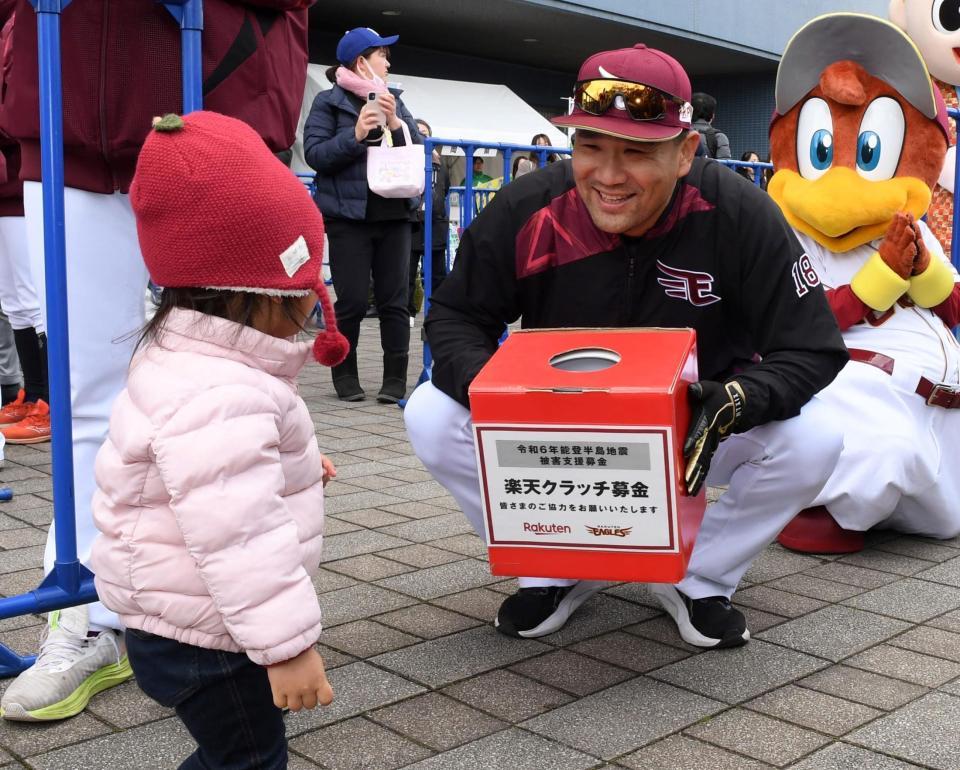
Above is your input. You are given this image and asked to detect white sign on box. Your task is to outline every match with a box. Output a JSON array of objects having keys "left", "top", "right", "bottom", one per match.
[{"left": 475, "top": 425, "right": 677, "bottom": 552}]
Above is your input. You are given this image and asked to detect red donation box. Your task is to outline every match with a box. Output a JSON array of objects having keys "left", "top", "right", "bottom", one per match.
[{"left": 468, "top": 328, "right": 705, "bottom": 583}]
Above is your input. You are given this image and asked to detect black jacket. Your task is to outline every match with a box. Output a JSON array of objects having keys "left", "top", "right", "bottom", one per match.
[
  {"left": 426, "top": 158, "right": 848, "bottom": 431},
  {"left": 303, "top": 84, "right": 421, "bottom": 221}
]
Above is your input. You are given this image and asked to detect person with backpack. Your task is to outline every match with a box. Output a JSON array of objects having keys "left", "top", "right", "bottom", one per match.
[{"left": 692, "top": 92, "right": 732, "bottom": 160}]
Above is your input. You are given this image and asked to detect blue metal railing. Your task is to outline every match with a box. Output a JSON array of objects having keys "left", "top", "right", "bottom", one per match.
[{"left": 0, "top": 0, "right": 204, "bottom": 678}]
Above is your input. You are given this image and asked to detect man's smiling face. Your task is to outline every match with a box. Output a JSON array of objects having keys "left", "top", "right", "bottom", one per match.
[{"left": 572, "top": 130, "right": 698, "bottom": 237}]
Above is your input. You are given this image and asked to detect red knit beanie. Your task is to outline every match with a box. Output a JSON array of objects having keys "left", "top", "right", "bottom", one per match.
[{"left": 130, "top": 111, "right": 348, "bottom": 367}]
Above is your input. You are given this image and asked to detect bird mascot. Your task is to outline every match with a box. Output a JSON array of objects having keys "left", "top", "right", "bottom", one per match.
[{"left": 768, "top": 13, "right": 960, "bottom": 553}]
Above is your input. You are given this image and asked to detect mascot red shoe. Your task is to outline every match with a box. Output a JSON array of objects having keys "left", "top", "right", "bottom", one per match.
[{"left": 767, "top": 13, "right": 960, "bottom": 553}]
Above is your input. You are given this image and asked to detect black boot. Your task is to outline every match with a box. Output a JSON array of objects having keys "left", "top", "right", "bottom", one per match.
[
  {"left": 377, "top": 353, "right": 408, "bottom": 404},
  {"left": 1, "top": 383, "right": 20, "bottom": 405},
  {"left": 331, "top": 348, "right": 364, "bottom": 402},
  {"left": 12, "top": 327, "right": 47, "bottom": 403}
]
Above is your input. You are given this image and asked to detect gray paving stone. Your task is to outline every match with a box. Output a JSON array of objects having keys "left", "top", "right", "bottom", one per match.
[
  {"left": 875, "top": 538, "right": 960, "bottom": 563},
  {"left": 839, "top": 550, "right": 936, "bottom": 576},
  {"left": 914, "top": 556, "right": 960, "bottom": 588},
  {"left": 310, "top": 566, "right": 358, "bottom": 594},
  {"left": 26, "top": 717, "right": 190, "bottom": 769},
  {"left": 929, "top": 607, "right": 960, "bottom": 634},
  {"left": 0, "top": 528, "right": 47, "bottom": 550},
  {"left": 570, "top": 631, "right": 691, "bottom": 673},
  {"left": 619, "top": 734, "right": 774, "bottom": 769},
  {"left": 742, "top": 547, "right": 825, "bottom": 583},
  {"left": 745, "top": 684, "right": 882, "bottom": 736},
  {"left": 803, "top": 562, "right": 900, "bottom": 589},
  {"left": 849, "top": 692, "right": 960, "bottom": 769},
  {"left": 324, "top": 553, "right": 415, "bottom": 581},
  {"left": 0, "top": 567, "right": 43, "bottom": 597},
  {"left": 334, "top": 508, "right": 411, "bottom": 527},
  {"left": 318, "top": 583, "right": 418, "bottom": 627},
  {"left": 842, "top": 578, "right": 960, "bottom": 623},
  {"left": 319, "top": 530, "right": 412, "bottom": 563},
  {"left": 756, "top": 606, "right": 911, "bottom": 662},
  {"left": 522, "top": 676, "right": 723, "bottom": 760},
  {"left": 376, "top": 501, "right": 456, "bottom": 520},
  {"left": 942, "top": 678, "right": 960, "bottom": 696},
  {"left": 378, "top": 513, "right": 474, "bottom": 543},
  {"left": 375, "top": 559, "right": 499, "bottom": 599},
  {"left": 441, "top": 669, "right": 574, "bottom": 722},
  {"left": 321, "top": 516, "right": 363, "bottom": 536},
  {"left": 324, "top": 488, "right": 410, "bottom": 514},
  {"left": 314, "top": 643, "right": 356, "bottom": 670},
  {"left": 740, "top": 606, "right": 790, "bottom": 633},
  {"left": 0, "top": 545, "right": 44, "bottom": 574},
  {"left": 734, "top": 585, "right": 828, "bottom": 618},
  {"left": 289, "top": 716, "right": 433, "bottom": 769},
  {"left": 650, "top": 639, "right": 827, "bottom": 704},
  {"left": 765, "top": 574, "right": 866, "bottom": 602},
  {"left": 887, "top": 625, "right": 960, "bottom": 662},
  {"left": 845, "top": 645, "right": 960, "bottom": 687},
  {"left": 85, "top": 679, "right": 174, "bottom": 728},
  {"left": 382, "top": 480, "right": 452, "bottom": 502},
  {"left": 370, "top": 626, "right": 551, "bottom": 687},
  {"left": 319, "top": 619, "right": 421, "bottom": 657},
  {"left": 798, "top": 664, "right": 928, "bottom": 710},
  {"left": 789, "top": 743, "right": 923, "bottom": 769},
  {"left": 375, "top": 603, "right": 481, "bottom": 639},
  {"left": 686, "top": 708, "right": 830, "bottom": 766},
  {"left": 283, "top": 661, "right": 426, "bottom": 737},
  {"left": 623, "top": 615, "right": 701, "bottom": 652},
  {"left": 402, "top": 728, "right": 599, "bottom": 770},
  {"left": 602, "top": 581, "right": 665, "bottom": 609},
  {"left": 510, "top": 649, "right": 633, "bottom": 696},
  {"left": 433, "top": 587, "right": 509, "bottom": 621},
  {"left": 380, "top": 543, "right": 465, "bottom": 567},
  {"left": 370, "top": 691, "right": 507, "bottom": 750}
]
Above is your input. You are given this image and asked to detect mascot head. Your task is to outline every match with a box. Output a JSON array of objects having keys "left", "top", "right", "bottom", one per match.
[
  {"left": 768, "top": 13, "right": 949, "bottom": 252},
  {"left": 890, "top": 0, "right": 960, "bottom": 85}
]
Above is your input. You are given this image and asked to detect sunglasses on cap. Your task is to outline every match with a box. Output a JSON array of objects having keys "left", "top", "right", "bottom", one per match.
[{"left": 573, "top": 79, "right": 688, "bottom": 122}]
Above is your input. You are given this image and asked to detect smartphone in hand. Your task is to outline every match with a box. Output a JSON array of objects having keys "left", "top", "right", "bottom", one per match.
[{"left": 367, "top": 92, "right": 386, "bottom": 124}]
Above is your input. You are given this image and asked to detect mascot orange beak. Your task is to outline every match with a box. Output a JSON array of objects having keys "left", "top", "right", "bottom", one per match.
[{"left": 768, "top": 166, "right": 931, "bottom": 252}]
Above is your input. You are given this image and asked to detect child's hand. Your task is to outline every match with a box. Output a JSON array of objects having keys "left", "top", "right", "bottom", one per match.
[
  {"left": 320, "top": 454, "right": 337, "bottom": 486},
  {"left": 266, "top": 647, "right": 334, "bottom": 711}
]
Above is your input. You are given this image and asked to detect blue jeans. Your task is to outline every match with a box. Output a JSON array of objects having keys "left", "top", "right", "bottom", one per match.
[{"left": 125, "top": 630, "right": 287, "bottom": 770}]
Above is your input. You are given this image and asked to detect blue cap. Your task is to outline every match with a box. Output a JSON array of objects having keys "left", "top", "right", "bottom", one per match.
[{"left": 336, "top": 27, "right": 399, "bottom": 65}]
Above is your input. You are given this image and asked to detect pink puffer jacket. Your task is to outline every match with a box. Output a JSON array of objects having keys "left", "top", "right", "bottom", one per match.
[{"left": 91, "top": 308, "right": 325, "bottom": 666}]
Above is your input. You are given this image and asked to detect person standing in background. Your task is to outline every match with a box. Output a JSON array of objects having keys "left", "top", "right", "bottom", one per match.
[
  {"left": 692, "top": 92, "right": 732, "bottom": 159},
  {"left": 304, "top": 27, "right": 422, "bottom": 404}
]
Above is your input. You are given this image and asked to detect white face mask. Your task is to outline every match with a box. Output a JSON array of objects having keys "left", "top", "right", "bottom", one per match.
[{"left": 358, "top": 56, "right": 386, "bottom": 88}]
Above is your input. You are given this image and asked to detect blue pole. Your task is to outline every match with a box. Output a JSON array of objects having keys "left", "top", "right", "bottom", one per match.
[
  {"left": 34, "top": 0, "right": 81, "bottom": 596},
  {"left": 421, "top": 140, "right": 434, "bottom": 381},
  {"left": 463, "top": 146, "right": 475, "bottom": 230},
  {"left": 949, "top": 106, "right": 960, "bottom": 273},
  {"left": 163, "top": 0, "right": 204, "bottom": 113}
]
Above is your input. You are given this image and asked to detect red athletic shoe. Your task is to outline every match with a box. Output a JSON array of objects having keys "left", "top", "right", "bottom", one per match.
[
  {"left": 0, "top": 390, "right": 30, "bottom": 425},
  {"left": 777, "top": 506, "right": 865, "bottom": 554},
  {"left": 1, "top": 399, "right": 51, "bottom": 444}
]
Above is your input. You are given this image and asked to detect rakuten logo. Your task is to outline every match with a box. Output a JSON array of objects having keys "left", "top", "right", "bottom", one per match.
[{"left": 523, "top": 522, "right": 572, "bottom": 535}]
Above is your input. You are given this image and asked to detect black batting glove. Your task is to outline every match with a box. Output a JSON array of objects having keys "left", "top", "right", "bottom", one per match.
[{"left": 683, "top": 380, "right": 745, "bottom": 496}]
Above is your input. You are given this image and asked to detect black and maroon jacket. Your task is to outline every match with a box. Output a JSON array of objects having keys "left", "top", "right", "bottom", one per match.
[
  {"left": 0, "top": 0, "right": 310, "bottom": 194},
  {"left": 0, "top": 0, "right": 21, "bottom": 217},
  {"left": 426, "top": 157, "right": 848, "bottom": 432}
]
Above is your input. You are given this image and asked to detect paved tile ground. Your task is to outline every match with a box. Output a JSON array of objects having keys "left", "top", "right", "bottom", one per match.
[{"left": 0, "top": 318, "right": 959, "bottom": 768}]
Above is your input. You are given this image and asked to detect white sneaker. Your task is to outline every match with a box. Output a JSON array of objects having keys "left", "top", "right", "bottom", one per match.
[
  {"left": 409, "top": 315, "right": 415, "bottom": 328},
  {"left": 1, "top": 606, "right": 132, "bottom": 721}
]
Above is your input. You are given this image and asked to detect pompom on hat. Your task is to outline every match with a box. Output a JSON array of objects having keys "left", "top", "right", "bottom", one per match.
[{"left": 130, "top": 111, "right": 349, "bottom": 367}]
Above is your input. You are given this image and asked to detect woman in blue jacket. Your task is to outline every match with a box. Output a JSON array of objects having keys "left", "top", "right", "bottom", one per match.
[{"left": 304, "top": 27, "right": 422, "bottom": 402}]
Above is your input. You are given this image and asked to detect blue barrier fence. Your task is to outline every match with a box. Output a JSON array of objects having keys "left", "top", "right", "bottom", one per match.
[{"left": 0, "top": 0, "right": 204, "bottom": 678}]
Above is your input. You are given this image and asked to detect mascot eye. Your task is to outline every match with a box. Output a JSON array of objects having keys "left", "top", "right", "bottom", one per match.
[
  {"left": 933, "top": 0, "right": 960, "bottom": 32},
  {"left": 855, "top": 97, "right": 905, "bottom": 181},
  {"left": 796, "top": 98, "right": 833, "bottom": 180}
]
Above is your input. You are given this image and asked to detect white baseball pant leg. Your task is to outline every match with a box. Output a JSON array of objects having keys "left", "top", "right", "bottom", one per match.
[
  {"left": 25, "top": 182, "right": 147, "bottom": 631},
  {"left": 406, "top": 381, "right": 842, "bottom": 597},
  {"left": 404, "top": 381, "right": 576, "bottom": 589},
  {"left": 0, "top": 215, "right": 43, "bottom": 332}
]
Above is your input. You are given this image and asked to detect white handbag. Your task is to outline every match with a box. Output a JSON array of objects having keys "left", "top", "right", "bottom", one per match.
[{"left": 366, "top": 122, "right": 426, "bottom": 199}]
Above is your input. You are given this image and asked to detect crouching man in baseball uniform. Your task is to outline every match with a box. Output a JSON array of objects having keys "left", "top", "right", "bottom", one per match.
[{"left": 404, "top": 44, "right": 849, "bottom": 650}]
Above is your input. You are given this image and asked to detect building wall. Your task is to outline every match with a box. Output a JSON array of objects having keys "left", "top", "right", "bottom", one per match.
[{"left": 694, "top": 72, "right": 776, "bottom": 161}]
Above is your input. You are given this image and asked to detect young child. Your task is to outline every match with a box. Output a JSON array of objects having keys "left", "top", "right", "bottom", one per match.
[{"left": 90, "top": 111, "right": 349, "bottom": 770}]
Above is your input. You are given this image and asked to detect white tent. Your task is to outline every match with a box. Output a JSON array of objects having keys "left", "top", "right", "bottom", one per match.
[{"left": 291, "top": 64, "right": 569, "bottom": 175}]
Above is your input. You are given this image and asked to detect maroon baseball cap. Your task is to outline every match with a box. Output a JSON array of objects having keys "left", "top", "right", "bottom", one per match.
[{"left": 552, "top": 44, "right": 693, "bottom": 142}]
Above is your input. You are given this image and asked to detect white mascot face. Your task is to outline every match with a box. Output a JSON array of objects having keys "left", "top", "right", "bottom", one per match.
[{"left": 891, "top": 0, "right": 960, "bottom": 84}]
